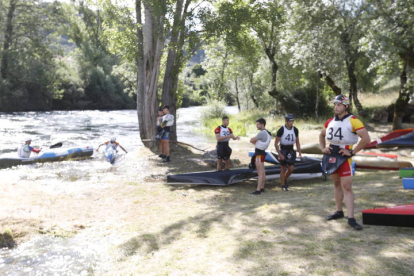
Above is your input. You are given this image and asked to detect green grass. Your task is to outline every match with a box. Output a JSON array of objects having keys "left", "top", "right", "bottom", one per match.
[{"left": 200, "top": 108, "right": 326, "bottom": 137}]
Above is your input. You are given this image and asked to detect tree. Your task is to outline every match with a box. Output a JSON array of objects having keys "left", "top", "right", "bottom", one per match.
[
  {"left": 365, "top": 0, "right": 414, "bottom": 129},
  {"left": 286, "top": 0, "right": 373, "bottom": 116}
]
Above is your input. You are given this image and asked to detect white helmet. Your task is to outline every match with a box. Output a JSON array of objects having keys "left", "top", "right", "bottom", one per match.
[
  {"left": 110, "top": 137, "right": 116, "bottom": 142},
  {"left": 24, "top": 138, "right": 32, "bottom": 142}
]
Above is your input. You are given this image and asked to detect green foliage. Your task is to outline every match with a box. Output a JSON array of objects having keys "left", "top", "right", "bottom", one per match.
[
  {"left": 0, "top": 0, "right": 135, "bottom": 112},
  {"left": 200, "top": 99, "right": 227, "bottom": 122},
  {"left": 278, "top": 87, "right": 331, "bottom": 119}
]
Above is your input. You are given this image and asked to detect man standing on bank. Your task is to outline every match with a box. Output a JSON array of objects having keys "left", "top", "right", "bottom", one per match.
[
  {"left": 214, "top": 116, "right": 240, "bottom": 171},
  {"left": 275, "top": 114, "right": 302, "bottom": 191},
  {"left": 319, "top": 95, "right": 370, "bottom": 230},
  {"left": 250, "top": 118, "right": 272, "bottom": 195},
  {"left": 160, "top": 105, "right": 175, "bottom": 162}
]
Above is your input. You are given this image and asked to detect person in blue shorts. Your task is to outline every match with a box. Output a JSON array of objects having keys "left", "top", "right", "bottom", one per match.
[{"left": 160, "top": 105, "right": 174, "bottom": 162}]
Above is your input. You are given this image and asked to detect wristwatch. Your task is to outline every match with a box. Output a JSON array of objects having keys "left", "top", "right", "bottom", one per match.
[{"left": 349, "top": 150, "right": 355, "bottom": 156}]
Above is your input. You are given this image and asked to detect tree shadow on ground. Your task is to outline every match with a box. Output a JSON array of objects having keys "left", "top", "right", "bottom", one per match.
[{"left": 124, "top": 146, "right": 414, "bottom": 275}]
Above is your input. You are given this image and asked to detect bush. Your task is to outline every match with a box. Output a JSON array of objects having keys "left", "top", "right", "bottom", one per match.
[{"left": 201, "top": 99, "right": 227, "bottom": 122}]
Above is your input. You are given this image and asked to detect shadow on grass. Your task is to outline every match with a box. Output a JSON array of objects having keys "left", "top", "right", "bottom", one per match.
[{"left": 122, "top": 146, "right": 414, "bottom": 275}]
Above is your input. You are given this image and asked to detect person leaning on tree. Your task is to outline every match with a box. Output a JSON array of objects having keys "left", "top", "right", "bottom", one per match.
[
  {"left": 319, "top": 95, "right": 370, "bottom": 231},
  {"left": 160, "top": 105, "right": 174, "bottom": 162}
]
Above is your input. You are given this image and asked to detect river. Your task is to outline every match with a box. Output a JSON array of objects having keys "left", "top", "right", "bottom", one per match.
[{"left": 0, "top": 106, "right": 238, "bottom": 275}]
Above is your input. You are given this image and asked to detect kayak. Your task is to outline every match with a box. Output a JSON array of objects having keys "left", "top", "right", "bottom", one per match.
[
  {"left": 377, "top": 131, "right": 414, "bottom": 148},
  {"left": 365, "top": 128, "right": 414, "bottom": 148},
  {"left": 303, "top": 153, "right": 412, "bottom": 170},
  {"left": 362, "top": 204, "right": 414, "bottom": 228},
  {"left": 0, "top": 146, "right": 94, "bottom": 169},
  {"left": 248, "top": 151, "right": 322, "bottom": 164},
  {"left": 167, "top": 162, "right": 323, "bottom": 185},
  {"left": 105, "top": 147, "right": 117, "bottom": 164},
  {"left": 301, "top": 143, "right": 398, "bottom": 159}
]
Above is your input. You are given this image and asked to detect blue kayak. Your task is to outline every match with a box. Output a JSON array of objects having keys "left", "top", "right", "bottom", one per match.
[
  {"left": 0, "top": 146, "right": 94, "bottom": 169},
  {"left": 105, "top": 147, "right": 117, "bottom": 164}
]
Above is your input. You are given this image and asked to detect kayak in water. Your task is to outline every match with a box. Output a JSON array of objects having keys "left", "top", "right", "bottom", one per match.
[
  {"left": 0, "top": 146, "right": 94, "bottom": 169},
  {"left": 96, "top": 137, "right": 128, "bottom": 164},
  {"left": 105, "top": 146, "right": 117, "bottom": 164}
]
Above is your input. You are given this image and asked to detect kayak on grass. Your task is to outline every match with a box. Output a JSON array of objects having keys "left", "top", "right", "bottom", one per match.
[
  {"left": 167, "top": 162, "right": 323, "bottom": 185},
  {"left": 0, "top": 146, "right": 94, "bottom": 169},
  {"left": 377, "top": 131, "right": 414, "bottom": 148},
  {"left": 365, "top": 128, "right": 414, "bottom": 148}
]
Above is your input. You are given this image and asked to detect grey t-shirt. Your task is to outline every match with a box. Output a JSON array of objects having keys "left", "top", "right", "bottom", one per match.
[{"left": 256, "top": 130, "right": 269, "bottom": 142}]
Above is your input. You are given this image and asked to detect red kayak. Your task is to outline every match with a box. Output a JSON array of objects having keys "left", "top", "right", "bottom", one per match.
[
  {"left": 359, "top": 151, "right": 398, "bottom": 159},
  {"left": 362, "top": 204, "right": 414, "bottom": 228},
  {"left": 365, "top": 128, "right": 414, "bottom": 149}
]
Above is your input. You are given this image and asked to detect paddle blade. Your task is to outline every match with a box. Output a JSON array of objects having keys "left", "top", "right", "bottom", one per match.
[{"left": 50, "top": 142, "right": 63, "bottom": 149}]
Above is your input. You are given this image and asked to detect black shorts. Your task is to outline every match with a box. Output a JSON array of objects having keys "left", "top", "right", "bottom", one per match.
[
  {"left": 217, "top": 142, "right": 232, "bottom": 161},
  {"left": 280, "top": 149, "right": 296, "bottom": 166}
]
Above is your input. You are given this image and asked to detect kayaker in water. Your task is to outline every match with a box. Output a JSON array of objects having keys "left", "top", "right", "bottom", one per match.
[
  {"left": 18, "top": 138, "right": 42, "bottom": 158},
  {"left": 275, "top": 114, "right": 302, "bottom": 191},
  {"left": 214, "top": 116, "right": 240, "bottom": 171},
  {"left": 249, "top": 118, "right": 272, "bottom": 195},
  {"left": 319, "top": 95, "right": 370, "bottom": 230},
  {"left": 96, "top": 137, "right": 128, "bottom": 153}
]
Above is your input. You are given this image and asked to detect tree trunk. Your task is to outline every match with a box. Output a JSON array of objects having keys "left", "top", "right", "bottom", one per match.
[
  {"left": 248, "top": 73, "right": 259, "bottom": 108},
  {"left": 393, "top": 61, "right": 410, "bottom": 130},
  {"left": 1, "top": 0, "right": 17, "bottom": 80},
  {"left": 161, "top": 0, "right": 189, "bottom": 138},
  {"left": 217, "top": 48, "right": 229, "bottom": 101},
  {"left": 324, "top": 74, "right": 342, "bottom": 95},
  {"left": 345, "top": 58, "right": 365, "bottom": 116},
  {"left": 341, "top": 30, "right": 364, "bottom": 116},
  {"left": 264, "top": 46, "right": 278, "bottom": 99},
  {"left": 136, "top": 0, "right": 165, "bottom": 147},
  {"left": 234, "top": 78, "right": 241, "bottom": 111},
  {"left": 315, "top": 72, "right": 320, "bottom": 119}
]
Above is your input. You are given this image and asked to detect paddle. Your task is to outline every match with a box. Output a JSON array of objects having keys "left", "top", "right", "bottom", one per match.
[{"left": 49, "top": 142, "right": 63, "bottom": 149}]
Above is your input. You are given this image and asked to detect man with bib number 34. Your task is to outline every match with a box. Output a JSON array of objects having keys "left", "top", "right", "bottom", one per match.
[{"left": 319, "top": 95, "right": 370, "bottom": 230}]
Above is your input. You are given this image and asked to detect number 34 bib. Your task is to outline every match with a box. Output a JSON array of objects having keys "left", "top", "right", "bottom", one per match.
[{"left": 325, "top": 115, "right": 365, "bottom": 146}]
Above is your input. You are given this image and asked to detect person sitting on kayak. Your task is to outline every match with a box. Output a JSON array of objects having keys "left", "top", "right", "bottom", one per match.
[
  {"left": 96, "top": 137, "right": 128, "bottom": 153},
  {"left": 18, "top": 138, "right": 42, "bottom": 158}
]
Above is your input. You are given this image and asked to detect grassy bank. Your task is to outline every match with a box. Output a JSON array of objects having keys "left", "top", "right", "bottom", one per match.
[
  {"left": 201, "top": 108, "right": 325, "bottom": 138},
  {"left": 104, "top": 149, "right": 414, "bottom": 276},
  {"left": 200, "top": 91, "right": 401, "bottom": 138}
]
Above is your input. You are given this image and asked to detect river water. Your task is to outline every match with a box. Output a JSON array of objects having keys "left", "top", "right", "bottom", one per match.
[{"left": 0, "top": 106, "right": 238, "bottom": 275}]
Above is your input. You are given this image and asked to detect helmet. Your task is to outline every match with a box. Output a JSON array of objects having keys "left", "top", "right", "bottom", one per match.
[
  {"left": 285, "top": 114, "right": 294, "bottom": 121},
  {"left": 24, "top": 138, "right": 32, "bottom": 142},
  {"left": 332, "top": 95, "right": 350, "bottom": 106},
  {"left": 110, "top": 137, "right": 116, "bottom": 142}
]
